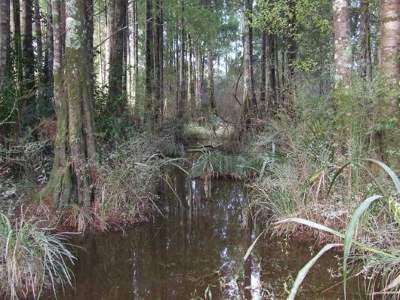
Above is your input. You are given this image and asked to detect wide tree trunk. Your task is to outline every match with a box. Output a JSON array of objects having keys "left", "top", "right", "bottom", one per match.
[
  {"left": 108, "top": 0, "right": 128, "bottom": 113},
  {"left": 333, "top": 0, "right": 352, "bottom": 86},
  {"left": 43, "top": 0, "right": 96, "bottom": 207},
  {"left": 0, "top": 0, "right": 11, "bottom": 87},
  {"left": 379, "top": 0, "right": 400, "bottom": 82}
]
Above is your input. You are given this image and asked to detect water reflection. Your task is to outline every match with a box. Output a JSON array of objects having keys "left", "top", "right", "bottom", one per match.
[{"left": 50, "top": 170, "right": 362, "bottom": 300}]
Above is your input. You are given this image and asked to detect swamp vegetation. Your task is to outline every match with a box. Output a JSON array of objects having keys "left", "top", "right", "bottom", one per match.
[{"left": 0, "top": 0, "right": 400, "bottom": 299}]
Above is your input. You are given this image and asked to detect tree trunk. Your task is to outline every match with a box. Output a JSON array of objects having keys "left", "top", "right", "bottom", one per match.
[
  {"left": 145, "top": 0, "right": 154, "bottom": 131},
  {"left": 43, "top": 0, "right": 97, "bottom": 207},
  {"left": 207, "top": 0, "right": 215, "bottom": 114},
  {"left": 359, "top": 0, "right": 372, "bottom": 80},
  {"left": 13, "top": 0, "right": 23, "bottom": 88},
  {"left": 286, "top": 0, "right": 297, "bottom": 113},
  {"left": 242, "top": 0, "right": 257, "bottom": 127},
  {"left": 34, "top": 0, "right": 43, "bottom": 70},
  {"left": 333, "top": 0, "right": 352, "bottom": 86},
  {"left": 379, "top": 0, "right": 400, "bottom": 82},
  {"left": 267, "top": 34, "right": 277, "bottom": 115},
  {"left": 195, "top": 46, "right": 203, "bottom": 113},
  {"left": 21, "top": 0, "right": 36, "bottom": 122},
  {"left": 176, "top": 0, "right": 187, "bottom": 142},
  {"left": 108, "top": 0, "right": 128, "bottom": 113},
  {"left": 260, "top": 31, "right": 267, "bottom": 114},
  {"left": 0, "top": 0, "right": 11, "bottom": 88},
  {"left": 44, "top": 0, "right": 54, "bottom": 100},
  {"left": 153, "top": 0, "right": 163, "bottom": 129},
  {"left": 188, "top": 35, "right": 196, "bottom": 117}
]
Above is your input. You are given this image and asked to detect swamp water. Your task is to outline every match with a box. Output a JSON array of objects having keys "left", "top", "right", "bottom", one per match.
[{"left": 52, "top": 172, "right": 364, "bottom": 299}]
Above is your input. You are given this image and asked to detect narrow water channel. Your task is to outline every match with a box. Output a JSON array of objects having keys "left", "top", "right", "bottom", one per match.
[{"left": 53, "top": 171, "right": 363, "bottom": 299}]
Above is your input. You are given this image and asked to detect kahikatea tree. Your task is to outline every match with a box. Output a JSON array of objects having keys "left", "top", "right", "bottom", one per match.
[
  {"left": 21, "top": 0, "right": 36, "bottom": 121},
  {"left": 43, "top": 0, "right": 96, "bottom": 207},
  {"left": 242, "top": 0, "right": 257, "bottom": 128},
  {"left": 333, "top": 0, "right": 352, "bottom": 86},
  {"left": 0, "top": 0, "right": 10, "bottom": 88},
  {"left": 108, "top": 0, "right": 128, "bottom": 114},
  {"left": 379, "top": 0, "right": 400, "bottom": 83}
]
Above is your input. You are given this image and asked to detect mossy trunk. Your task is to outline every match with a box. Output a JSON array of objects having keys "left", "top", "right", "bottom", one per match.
[{"left": 42, "top": 0, "right": 96, "bottom": 207}]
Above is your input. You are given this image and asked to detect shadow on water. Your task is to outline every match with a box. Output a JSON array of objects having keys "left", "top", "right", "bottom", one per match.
[{"left": 50, "top": 169, "right": 364, "bottom": 300}]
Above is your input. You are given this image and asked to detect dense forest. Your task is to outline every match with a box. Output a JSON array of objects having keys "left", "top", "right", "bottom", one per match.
[{"left": 0, "top": 0, "right": 400, "bottom": 299}]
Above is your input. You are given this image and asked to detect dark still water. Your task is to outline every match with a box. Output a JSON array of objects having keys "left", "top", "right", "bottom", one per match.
[{"left": 50, "top": 173, "right": 363, "bottom": 299}]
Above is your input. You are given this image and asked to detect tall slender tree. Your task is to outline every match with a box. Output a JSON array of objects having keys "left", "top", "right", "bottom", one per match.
[
  {"left": 359, "top": 0, "right": 372, "bottom": 80},
  {"left": 145, "top": 0, "right": 155, "bottom": 130},
  {"left": 333, "top": 0, "right": 352, "bottom": 86},
  {"left": 108, "top": 0, "right": 128, "bottom": 113},
  {"left": 242, "top": 0, "right": 257, "bottom": 126},
  {"left": 0, "top": 0, "right": 11, "bottom": 87},
  {"left": 21, "top": 0, "right": 36, "bottom": 106}
]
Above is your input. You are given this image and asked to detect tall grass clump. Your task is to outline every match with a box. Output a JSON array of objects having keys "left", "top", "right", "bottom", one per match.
[
  {"left": 0, "top": 212, "right": 75, "bottom": 299},
  {"left": 62, "top": 134, "right": 179, "bottom": 231},
  {"left": 191, "top": 150, "right": 264, "bottom": 180}
]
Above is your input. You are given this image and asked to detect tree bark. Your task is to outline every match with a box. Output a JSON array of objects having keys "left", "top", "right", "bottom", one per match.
[
  {"left": 359, "top": 0, "right": 372, "bottom": 80},
  {"left": 21, "top": 0, "right": 35, "bottom": 93},
  {"left": 242, "top": 0, "right": 257, "bottom": 127},
  {"left": 44, "top": 0, "right": 54, "bottom": 100},
  {"left": 286, "top": 0, "right": 297, "bottom": 112},
  {"left": 333, "top": 0, "right": 352, "bottom": 86},
  {"left": 195, "top": 46, "right": 203, "bottom": 112},
  {"left": 379, "top": 0, "right": 400, "bottom": 82},
  {"left": 153, "top": 0, "right": 163, "bottom": 129},
  {"left": 145, "top": 0, "right": 154, "bottom": 131},
  {"left": 43, "top": 0, "right": 96, "bottom": 207},
  {"left": 108, "top": 0, "right": 128, "bottom": 113},
  {"left": 260, "top": 31, "right": 267, "bottom": 114},
  {"left": 0, "top": 0, "right": 11, "bottom": 88}
]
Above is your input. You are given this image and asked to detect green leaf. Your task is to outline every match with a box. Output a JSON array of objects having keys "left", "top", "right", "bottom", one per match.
[
  {"left": 244, "top": 232, "right": 264, "bottom": 261},
  {"left": 366, "top": 159, "right": 400, "bottom": 193},
  {"left": 343, "top": 194, "right": 383, "bottom": 300}
]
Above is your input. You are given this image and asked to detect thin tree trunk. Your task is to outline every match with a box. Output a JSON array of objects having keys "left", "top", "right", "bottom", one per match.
[
  {"left": 195, "top": 46, "right": 203, "bottom": 112},
  {"left": 21, "top": 0, "right": 36, "bottom": 122},
  {"left": 359, "top": 0, "right": 372, "bottom": 80},
  {"left": 145, "top": 0, "right": 154, "bottom": 131},
  {"left": 44, "top": 0, "right": 54, "bottom": 100},
  {"left": 188, "top": 36, "right": 196, "bottom": 118},
  {"left": 242, "top": 0, "right": 257, "bottom": 127},
  {"left": 267, "top": 34, "right": 277, "bottom": 115},
  {"left": 333, "top": 0, "right": 352, "bottom": 86},
  {"left": 108, "top": 0, "right": 128, "bottom": 113},
  {"left": 154, "top": 0, "right": 162, "bottom": 129},
  {"left": 286, "top": 0, "right": 297, "bottom": 112},
  {"left": 34, "top": 0, "right": 43, "bottom": 70},
  {"left": 260, "top": 31, "right": 267, "bottom": 114},
  {"left": 0, "top": 0, "right": 11, "bottom": 87}
]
